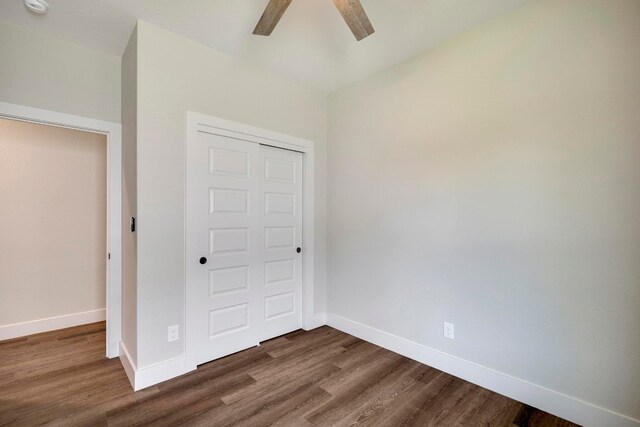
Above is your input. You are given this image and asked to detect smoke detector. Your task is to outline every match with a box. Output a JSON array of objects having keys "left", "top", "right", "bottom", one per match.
[{"left": 24, "top": 0, "right": 49, "bottom": 14}]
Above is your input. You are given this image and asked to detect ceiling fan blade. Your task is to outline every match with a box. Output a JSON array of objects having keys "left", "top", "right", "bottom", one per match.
[
  {"left": 253, "top": 0, "right": 294, "bottom": 36},
  {"left": 332, "top": 0, "right": 375, "bottom": 41}
]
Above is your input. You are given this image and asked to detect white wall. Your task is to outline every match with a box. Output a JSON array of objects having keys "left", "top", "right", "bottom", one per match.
[
  {"left": 0, "top": 20, "right": 120, "bottom": 123},
  {"left": 0, "top": 118, "right": 107, "bottom": 326},
  {"left": 135, "top": 21, "right": 327, "bottom": 368},
  {"left": 327, "top": 0, "right": 640, "bottom": 423},
  {"left": 121, "top": 26, "right": 138, "bottom": 363}
]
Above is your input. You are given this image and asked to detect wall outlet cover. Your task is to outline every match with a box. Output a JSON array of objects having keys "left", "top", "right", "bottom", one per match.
[
  {"left": 444, "top": 322, "right": 455, "bottom": 340},
  {"left": 168, "top": 325, "right": 179, "bottom": 342}
]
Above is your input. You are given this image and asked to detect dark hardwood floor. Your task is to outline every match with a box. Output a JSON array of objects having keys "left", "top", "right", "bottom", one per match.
[{"left": 0, "top": 322, "right": 578, "bottom": 426}]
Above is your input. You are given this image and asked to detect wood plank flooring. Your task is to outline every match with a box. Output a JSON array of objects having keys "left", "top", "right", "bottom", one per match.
[{"left": 0, "top": 322, "right": 579, "bottom": 426}]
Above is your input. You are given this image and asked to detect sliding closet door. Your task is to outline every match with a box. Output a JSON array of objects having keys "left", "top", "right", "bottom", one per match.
[
  {"left": 187, "top": 130, "right": 302, "bottom": 366},
  {"left": 260, "top": 145, "right": 303, "bottom": 340}
]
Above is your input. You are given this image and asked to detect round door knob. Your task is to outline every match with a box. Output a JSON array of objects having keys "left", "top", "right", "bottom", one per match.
[
  {"left": 296, "top": 247, "right": 301, "bottom": 254},
  {"left": 199, "top": 257, "right": 208, "bottom": 265}
]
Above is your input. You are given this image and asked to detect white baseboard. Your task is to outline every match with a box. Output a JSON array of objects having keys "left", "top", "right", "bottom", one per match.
[
  {"left": 118, "top": 341, "right": 194, "bottom": 391},
  {"left": 135, "top": 355, "right": 194, "bottom": 391},
  {"left": 119, "top": 341, "right": 137, "bottom": 387},
  {"left": 304, "top": 312, "right": 327, "bottom": 331},
  {"left": 0, "top": 308, "right": 106, "bottom": 341},
  {"left": 116, "top": 312, "right": 329, "bottom": 391},
  {"left": 326, "top": 313, "right": 639, "bottom": 427}
]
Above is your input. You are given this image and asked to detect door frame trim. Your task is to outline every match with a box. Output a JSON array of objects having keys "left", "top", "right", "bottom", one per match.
[
  {"left": 0, "top": 102, "right": 122, "bottom": 358},
  {"left": 185, "top": 111, "right": 316, "bottom": 368}
]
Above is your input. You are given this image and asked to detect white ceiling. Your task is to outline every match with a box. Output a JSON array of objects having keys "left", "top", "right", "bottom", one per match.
[{"left": 0, "top": 0, "right": 528, "bottom": 92}]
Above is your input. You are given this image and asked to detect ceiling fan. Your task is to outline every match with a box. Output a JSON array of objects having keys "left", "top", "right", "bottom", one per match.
[{"left": 253, "top": 0, "right": 375, "bottom": 41}]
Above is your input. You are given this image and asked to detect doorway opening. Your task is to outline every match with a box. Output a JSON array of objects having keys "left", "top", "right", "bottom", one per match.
[{"left": 0, "top": 102, "right": 122, "bottom": 358}]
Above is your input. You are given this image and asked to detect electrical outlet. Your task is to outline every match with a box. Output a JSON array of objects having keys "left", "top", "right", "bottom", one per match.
[
  {"left": 443, "top": 322, "right": 455, "bottom": 340},
  {"left": 168, "top": 325, "right": 179, "bottom": 343}
]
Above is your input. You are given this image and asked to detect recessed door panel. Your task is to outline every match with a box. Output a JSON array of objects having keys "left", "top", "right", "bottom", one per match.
[
  {"left": 265, "top": 292, "right": 295, "bottom": 320},
  {"left": 209, "top": 265, "right": 249, "bottom": 296},
  {"left": 265, "top": 158, "right": 295, "bottom": 183},
  {"left": 209, "top": 304, "right": 249, "bottom": 338},
  {"left": 265, "top": 226, "right": 295, "bottom": 249},
  {"left": 210, "top": 188, "right": 249, "bottom": 214},
  {"left": 265, "top": 259, "right": 295, "bottom": 285},
  {"left": 265, "top": 192, "right": 295, "bottom": 215},
  {"left": 210, "top": 147, "right": 249, "bottom": 178},
  {"left": 210, "top": 228, "right": 249, "bottom": 255}
]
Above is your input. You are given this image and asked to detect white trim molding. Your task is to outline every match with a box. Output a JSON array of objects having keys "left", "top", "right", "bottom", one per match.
[
  {"left": 326, "top": 313, "right": 639, "bottom": 427},
  {"left": 119, "top": 342, "right": 194, "bottom": 391},
  {"left": 0, "top": 102, "right": 122, "bottom": 358},
  {"left": 184, "top": 112, "right": 318, "bottom": 372},
  {"left": 119, "top": 342, "right": 136, "bottom": 387},
  {"left": 0, "top": 309, "right": 106, "bottom": 341},
  {"left": 304, "top": 313, "right": 327, "bottom": 331}
]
